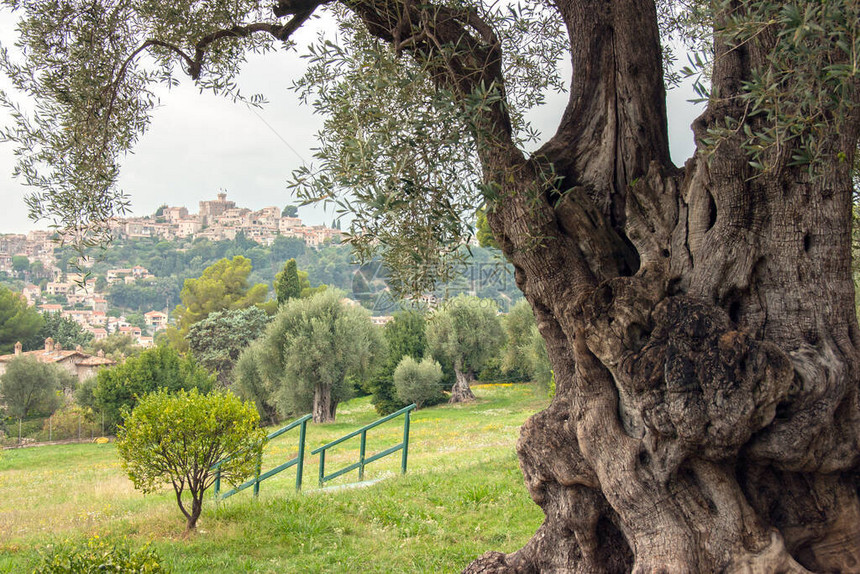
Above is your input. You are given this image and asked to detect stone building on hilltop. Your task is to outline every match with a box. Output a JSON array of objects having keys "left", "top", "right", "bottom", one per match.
[{"left": 0, "top": 338, "right": 115, "bottom": 382}]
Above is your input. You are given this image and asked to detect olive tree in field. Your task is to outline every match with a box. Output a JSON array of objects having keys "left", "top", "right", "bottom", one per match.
[
  {"left": 3, "top": 0, "right": 859, "bottom": 569},
  {"left": 238, "top": 290, "right": 384, "bottom": 423},
  {"left": 427, "top": 295, "right": 504, "bottom": 403},
  {"left": 232, "top": 341, "right": 281, "bottom": 425},
  {"left": 0, "top": 356, "right": 72, "bottom": 419},
  {"left": 116, "top": 388, "right": 265, "bottom": 533}
]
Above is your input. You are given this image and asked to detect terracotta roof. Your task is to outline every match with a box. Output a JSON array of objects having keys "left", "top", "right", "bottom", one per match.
[
  {"left": 0, "top": 348, "right": 82, "bottom": 364},
  {"left": 77, "top": 356, "right": 116, "bottom": 366},
  {"left": 0, "top": 347, "right": 115, "bottom": 367}
]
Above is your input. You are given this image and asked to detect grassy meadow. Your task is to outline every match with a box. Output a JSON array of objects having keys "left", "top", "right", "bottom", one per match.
[{"left": 0, "top": 384, "right": 548, "bottom": 573}]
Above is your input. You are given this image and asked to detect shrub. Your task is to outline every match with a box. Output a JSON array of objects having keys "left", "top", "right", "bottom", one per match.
[
  {"left": 116, "top": 388, "right": 265, "bottom": 532},
  {"left": 83, "top": 344, "right": 214, "bottom": 432},
  {"left": 368, "top": 310, "right": 427, "bottom": 415},
  {"left": 42, "top": 405, "right": 100, "bottom": 441},
  {"left": 393, "top": 356, "right": 445, "bottom": 408},
  {"left": 34, "top": 536, "right": 169, "bottom": 573}
]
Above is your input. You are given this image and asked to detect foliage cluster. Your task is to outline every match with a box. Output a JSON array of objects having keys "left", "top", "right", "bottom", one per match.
[
  {"left": 233, "top": 289, "right": 384, "bottom": 422},
  {"left": 666, "top": 0, "right": 860, "bottom": 176},
  {"left": 500, "top": 300, "right": 551, "bottom": 388},
  {"left": 0, "top": 285, "right": 43, "bottom": 355},
  {"left": 22, "top": 312, "right": 93, "bottom": 352},
  {"left": 0, "top": 356, "right": 74, "bottom": 419},
  {"left": 78, "top": 345, "right": 214, "bottom": 431},
  {"left": 168, "top": 255, "right": 269, "bottom": 348},
  {"left": 85, "top": 333, "right": 143, "bottom": 361},
  {"left": 186, "top": 306, "right": 271, "bottom": 386},
  {"left": 34, "top": 536, "right": 169, "bottom": 574},
  {"left": 39, "top": 404, "right": 100, "bottom": 441},
  {"left": 393, "top": 355, "right": 445, "bottom": 408}
]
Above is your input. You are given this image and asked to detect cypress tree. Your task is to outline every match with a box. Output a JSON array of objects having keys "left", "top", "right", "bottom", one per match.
[{"left": 274, "top": 259, "right": 302, "bottom": 304}]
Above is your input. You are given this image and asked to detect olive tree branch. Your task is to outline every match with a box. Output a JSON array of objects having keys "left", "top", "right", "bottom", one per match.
[
  {"left": 103, "top": 11, "right": 316, "bottom": 152},
  {"left": 189, "top": 14, "right": 316, "bottom": 79}
]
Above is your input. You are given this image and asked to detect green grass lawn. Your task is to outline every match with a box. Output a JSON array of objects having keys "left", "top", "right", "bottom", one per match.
[{"left": 0, "top": 384, "right": 548, "bottom": 573}]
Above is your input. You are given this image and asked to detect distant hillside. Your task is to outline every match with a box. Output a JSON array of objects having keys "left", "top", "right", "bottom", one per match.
[{"left": 50, "top": 234, "right": 522, "bottom": 316}]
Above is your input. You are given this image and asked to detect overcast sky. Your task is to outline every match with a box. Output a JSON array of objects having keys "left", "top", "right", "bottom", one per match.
[{"left": 0, "top": 9, "right": 703, "bottom": 235}]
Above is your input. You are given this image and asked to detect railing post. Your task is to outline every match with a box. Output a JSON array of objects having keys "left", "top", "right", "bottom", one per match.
[
  {"left": 401, "top": 409, "right": 411, "bottom": 475},
  {"left": 318, "top": 449, "right": 326, "bottom": 487},
  {"left": 359, "top": 430, "right": 367, "bottom": 481},
  {"left": 253, "top": 451, "right": 262, "bottom": 498},
  {"left": 214, "top": 468, "right": 221, "bottom": 503},
  {"left": 296, "top": 418, "right": 307, "bottom": 491}
]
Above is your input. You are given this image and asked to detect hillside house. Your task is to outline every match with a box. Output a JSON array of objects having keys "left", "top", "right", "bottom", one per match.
[
  {"left": 22, "top": 284, "right": 40, "bottom": 306},
  {"left": 88, "top": 327, "right": 108, "bottom": 340},
  {"left": 39, "top": 303, "right": 64, "bottom": 314},
  {"left": 0, "top": 338, "right": 115, "bottom": 382},
  {"left": 144, "top": 311, "right": 168, "bottom": 330}
]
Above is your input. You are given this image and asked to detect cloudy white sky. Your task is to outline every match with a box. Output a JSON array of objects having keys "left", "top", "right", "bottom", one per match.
[{"left": 0, "top": 8, "right": 703, "bottom": 235}]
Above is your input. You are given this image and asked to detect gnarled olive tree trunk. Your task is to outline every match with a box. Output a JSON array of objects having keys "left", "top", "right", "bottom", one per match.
[
  {"left": 450, "top": 364, "right": 477, "bottom": 404},
  {"left": 459, "top": 1, "right": 860, "bottom": 571},
  {"left": 318, "top": 0, "right": 860, "bottom": 573},
  {"left": 312, "top": 383, "right": 339, "bottom": 423},
  {"left": 283, "top": 0, "right": 860, "bottom": 568}
]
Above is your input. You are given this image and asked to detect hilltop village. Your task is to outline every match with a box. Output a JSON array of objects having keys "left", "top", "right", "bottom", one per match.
[
  {"left": 116, "top": 192, "right": 343, "bottom": 246},
  {"left": 0, "top": 193, "right": 344, "bottom": 347}
]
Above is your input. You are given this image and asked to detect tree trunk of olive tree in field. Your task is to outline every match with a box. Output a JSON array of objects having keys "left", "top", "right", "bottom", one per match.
[
  {"left": 300, "top": 0, "right": 860, "bottom": 569},
  {"left": 312, "top": 384, "right": 338, "bottom": 423},
  {"left": 450, "top": 365, "right": 477, "bottom": 404}
]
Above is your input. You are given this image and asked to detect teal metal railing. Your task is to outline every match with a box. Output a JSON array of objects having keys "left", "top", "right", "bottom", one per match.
[
  {"left": 213, "top": 413, "right": 312, "bottom": 500},
  {"left": 311, "top": 404, "right": 415, "bottom": 488}
]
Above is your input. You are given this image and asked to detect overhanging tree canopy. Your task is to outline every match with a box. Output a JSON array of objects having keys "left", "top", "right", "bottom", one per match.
[{"left": 1, "top": 0, "right": 859, "bottom": 570}]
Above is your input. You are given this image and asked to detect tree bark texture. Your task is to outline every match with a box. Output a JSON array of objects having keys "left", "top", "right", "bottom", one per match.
[
  {"left": 450, "top": 366, "right": 477, "bottom": 403},
  {"left": 274, "top": 0, "right": 860, "bottom": 569},
  {"left": 174, "top": 481, "right": 204, "bottom": 533},
  {"left": 186, "top": 495, "right": 203, "bottom": 533},
  {"left": 463, "top": 1, "right": 860, "bottom": 570},
  {"left": 313, "top": 383, "right": 338, "bottom": 423}
]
